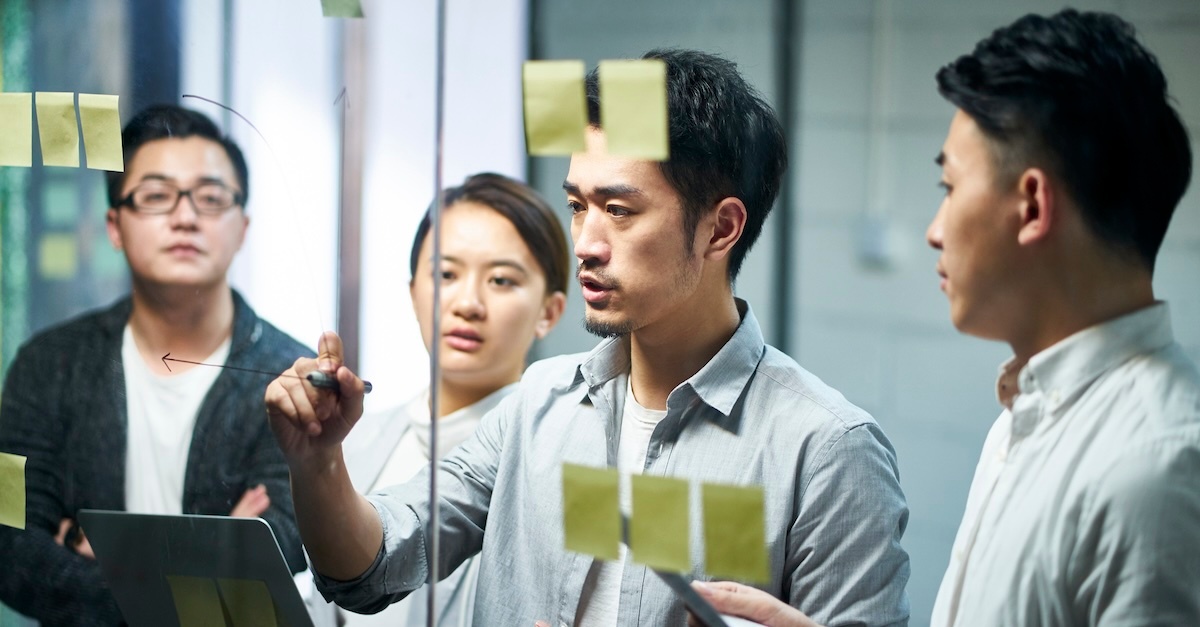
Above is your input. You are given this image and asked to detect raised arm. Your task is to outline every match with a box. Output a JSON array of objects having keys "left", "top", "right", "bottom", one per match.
[
  {"left": 264, "top": 331, "right": 380, "bottom": 581},
  {"left": 240, "top": 414, "right": 307, "bottom": 573}
]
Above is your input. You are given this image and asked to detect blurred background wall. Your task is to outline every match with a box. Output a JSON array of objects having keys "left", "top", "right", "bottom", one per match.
[{"left": 1, "top": 0, "right": 1198, "bottom": 624}]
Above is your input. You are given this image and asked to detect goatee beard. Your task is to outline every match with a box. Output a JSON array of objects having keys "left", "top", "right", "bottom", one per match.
[{"left": 584, "top": 316, "right": 633, "bottom": 338}]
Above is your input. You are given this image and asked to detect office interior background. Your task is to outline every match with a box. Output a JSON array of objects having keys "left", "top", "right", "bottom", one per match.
[{"left": 1, "top": 0, "right": 1198, "bottom": 623}]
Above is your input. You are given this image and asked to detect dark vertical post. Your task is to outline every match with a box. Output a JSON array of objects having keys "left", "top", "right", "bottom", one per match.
[
  {"left": 128, "top": 0, "right": 180, "bottom": 111},
  {"left": 772, "top": 0, "right": 800, "bottom": 354}
]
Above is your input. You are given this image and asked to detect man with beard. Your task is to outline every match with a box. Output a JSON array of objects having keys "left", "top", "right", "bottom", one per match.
[{"left": 266, "top": 49, "right": 910, "bottom": 626}]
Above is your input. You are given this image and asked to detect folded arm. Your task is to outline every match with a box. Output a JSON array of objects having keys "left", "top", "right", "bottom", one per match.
[{"left": 0, "top": 347, "right": 123, "bottom": 623}]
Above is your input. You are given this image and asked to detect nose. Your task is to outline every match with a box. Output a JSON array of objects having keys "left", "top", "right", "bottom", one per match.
[
  {"left": 926, "top": 203, "right": 945, "bottom": 251},
  {"left": 572, "top": 207, "right": 611, "bottom": 267},
  {"left": 449, "top": 276, "right": 485, "bottom": 321},
  {"left": 168, "top": 191, "right": 201, "bottom": 229}
]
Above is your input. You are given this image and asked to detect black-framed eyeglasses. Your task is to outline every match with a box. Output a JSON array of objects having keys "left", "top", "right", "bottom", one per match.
[{"left": 117, "top": 181, "right": 244, "bottom": 216}]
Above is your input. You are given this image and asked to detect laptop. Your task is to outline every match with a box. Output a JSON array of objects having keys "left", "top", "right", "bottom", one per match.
[{"left": 77, "top": 510, "right": 314, "bottom": 627}]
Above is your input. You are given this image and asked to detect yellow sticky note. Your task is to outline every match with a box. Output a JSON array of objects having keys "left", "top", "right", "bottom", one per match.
[
  {"left": 0, "top": 452, "right": 27, "bottom": 530},
  {"left": 217, "top": 578, "right": 277, "bottom": 627},
  {"left": 522, "top": 60, "right": 588, "bottom": 156},
  {"left": 0, "top": 93, "right": 33, "bottom": 167},
  {"left": 630, "top": 475, "right": 690, "bottom": 572},
  {"left": 321, "top": 0, "right": 363, "bottom": 18},
  {"left": 78, "top": 94, "right": 123, "bottom": 172},
  {"left": 35, "top": 92, "right": 80, "bottom": 168},
  {"left": 166, "top": 576, "right": 227, "bottom": 627},
  {"left": 702, "top": 483, "right": 769, "bottom": 583},
  {"left": 562, "top": 463, "right": 620, "bottom": 560},
  {"left": 598, "top": 59, "right": 669, "bottom": 160},
  {"left": 39, "top": 234, "right": 78, "bottom": 280}
]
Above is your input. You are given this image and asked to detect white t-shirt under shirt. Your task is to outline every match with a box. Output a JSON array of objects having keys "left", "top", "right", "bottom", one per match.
[
  {"left": 576, "top": 380, "right": 668, "bottom": 626},
  {"left": 122, "top": 325, "right": 229, "bottom": 515}
]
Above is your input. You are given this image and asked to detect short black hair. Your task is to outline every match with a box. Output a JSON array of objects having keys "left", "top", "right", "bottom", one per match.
[
  {"left": 937, "top": 9, "right": 1192, "bottom": 270},
  {"left": 409, "top": 172, "right": 570, "bottom": 296},
  {"left": 585, "top": 48, "right": 788, "bottom": 281},
  {"left": 105, "top": 104, "right": 250, "bottom": 209}
]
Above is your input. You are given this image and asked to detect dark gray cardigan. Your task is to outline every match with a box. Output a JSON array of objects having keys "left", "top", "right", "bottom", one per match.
[{"left": 0, "top": 290, "right": 312, "bottom": 626}]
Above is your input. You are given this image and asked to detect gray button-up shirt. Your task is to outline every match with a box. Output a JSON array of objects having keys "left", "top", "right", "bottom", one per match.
[{"left": 318, "top": 303, "right": 910, "bottom": 626}]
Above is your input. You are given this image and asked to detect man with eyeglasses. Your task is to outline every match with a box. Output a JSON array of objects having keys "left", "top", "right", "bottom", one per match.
[{"left": 0, "top": 104, "right": 310, "bottom": 626}]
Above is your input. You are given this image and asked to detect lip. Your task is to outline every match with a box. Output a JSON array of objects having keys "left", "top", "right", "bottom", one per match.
[
  {"left": 444, "top": 327, "right": 484, "bottom": 352},
  {"left": 578, "top": 272, "right": 612, "bottom": 304},
  {"left": 166, "top": 243, "right": 203, "bottom": 256},
  {"left": 936, "top": 265, "right": 948, "bottom": 292}
]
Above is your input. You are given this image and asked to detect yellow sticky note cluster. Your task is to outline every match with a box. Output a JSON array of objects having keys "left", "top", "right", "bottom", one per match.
[
  {"left": 167, "top": 575, "right": 277, "bottom": 627},
  {"left": 320, "top": 0, "right": 363, "bottom": 18},
  {"left": 702, "top": 483, "right": 768, "bottom": 583},
  {"left": 78, "top": 94, "right": 125, "bottom": 172},
  {"left": 167, "top": 576, "right": 227, "bottom": 627},
  {"left": 0, "top": 452, "right": 27, "bottom": 530},
  {"left": 36, "top": 92, "right": 80, "bottom": 167},
  {"left": 561, "top": 463, "right": 769, "bottom": 583},
  {"left": 521, "top": 59, "right": 669, "bottom": 160},
  {"left": 630, "top": 474, "right": 690, "bottom": 572},
  {"left": 217, "top": 578, "right": 277, "bottom": 626},
  {"left": 562, "top": 463, "right": 621, "bottom": 560},
  {"left": 0, "top": 93, "right": 34, "bottom": 167},
  {"left": 522, "top": 61, "right": 588, "bottom": 156},
  {"left": 0, "top": 92, "right": 123, "bottom": 171},
  {"left": 598, "top": 60, "right": 669, "bottom": 160}
]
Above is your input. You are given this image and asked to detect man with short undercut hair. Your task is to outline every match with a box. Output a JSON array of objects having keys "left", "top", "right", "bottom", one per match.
[
  {"left": 698, "top": 9, "right": 1200, "bottom": 627},
  {"left": 926, "top": 10, "right": 1198, "bottom": 625}
]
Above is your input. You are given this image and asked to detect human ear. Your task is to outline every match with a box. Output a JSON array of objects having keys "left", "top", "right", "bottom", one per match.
[
  {"left": 1016, "top": 168, "right": 1054, "bottom": 246},
  {"left": 704, "top": 197, "right": 747, "bottom": 261},
  {"left": 105, "top": 209, "right": 124, "bottom": 251},
  {"left": 535, "top": 291, "right": 567, "bottom": 339},
  {"left": 235, "top": 214, "right": 250, "bottom": 252}
]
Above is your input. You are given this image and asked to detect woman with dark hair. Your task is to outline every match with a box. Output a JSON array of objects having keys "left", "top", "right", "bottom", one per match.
[{"left": 340, "top": 172, "right": 569, "bottom": 627}]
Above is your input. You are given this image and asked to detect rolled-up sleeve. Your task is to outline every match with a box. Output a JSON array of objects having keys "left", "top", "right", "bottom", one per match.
[
  {"left": 312, "top": 390, "right": 516, "bottom": 614},
  {"left": 312, "top": 498, "right": 427, "bottom": 613}
]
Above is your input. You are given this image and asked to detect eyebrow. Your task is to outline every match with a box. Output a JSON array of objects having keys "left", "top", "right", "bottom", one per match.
[
  {"left": 562, "top": 180, "right": 645, "bottom": 199},
  {"left": 439, "top": 255, "right": 530, "bottom": 275},
  {"left": 137, "top": 173, "right": 236, "bottom": 190}
]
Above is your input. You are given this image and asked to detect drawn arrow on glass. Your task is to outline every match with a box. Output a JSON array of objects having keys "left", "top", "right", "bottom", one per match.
[{"left": 161, "top": 353, "right": 373, "bottom": 394}]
